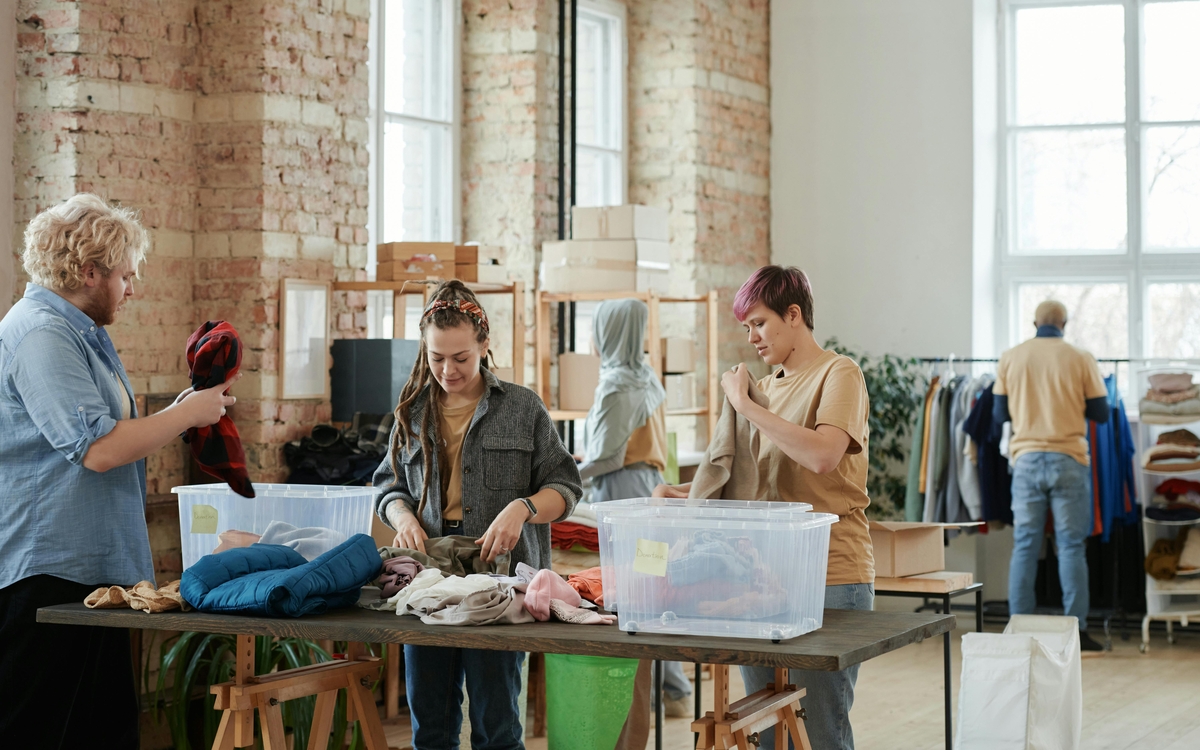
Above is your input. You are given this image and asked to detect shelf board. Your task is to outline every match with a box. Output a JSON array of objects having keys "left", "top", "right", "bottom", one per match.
[
  {"left": 666, "top": 407, "right": 707, "bottom": 416},
  {"left": 1141, "top": 414, "right": 1200, "bottom": 426},
  {"left": 549, "top": 410, "right": 589, "bottom": 421},
  {"left": 332, "top": 280, "right": 518, "bottom": 294},
  {"left": 1143, "top": 466, "right": 1200, "bottom": 477},
  {"left": 1143, "top": 516, "right": 1200, "bottom": 526}
]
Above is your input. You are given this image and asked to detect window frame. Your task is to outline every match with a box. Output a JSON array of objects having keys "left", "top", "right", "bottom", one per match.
[
  {"left": 995, "top": 0, "right": 1200, "bottom": 362},
  {"left": 576, "top": 0, "right": 628, "bottom": 208}
]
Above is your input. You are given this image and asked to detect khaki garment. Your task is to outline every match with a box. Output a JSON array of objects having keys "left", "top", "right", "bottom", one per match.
[
  {"left": 918, "top": 376, "right": 940, "bottom": 493},
  {"left": 438, "top": 396, "right": 482, "bottom": 521},
  {"left": 688, "top": 381, "right": 771, "bottom": 502},
  {"left": 756, "top": 349, "right": 875, "bottom": 586},
  {"left": 624, "top": 405, "right": 667, "bottom": 472},
  {"left": 994, "top": 337, "right": 1107, "bottom": 466},
  {"left": 85, "top": 580, "right": 189, "bottom": 613}
]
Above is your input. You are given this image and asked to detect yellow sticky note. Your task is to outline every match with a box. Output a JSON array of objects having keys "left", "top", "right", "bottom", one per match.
[
  {"left": 633, "top": 538, "right": 669, "bottom": 577},
  {"left": 191, "top": 504, "right": 218, "bottom": 534}
]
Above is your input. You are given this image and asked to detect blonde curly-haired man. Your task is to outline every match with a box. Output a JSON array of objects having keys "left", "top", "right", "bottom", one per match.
[{"left": 0, "top": 195, "right": 237, "bottom": 747}]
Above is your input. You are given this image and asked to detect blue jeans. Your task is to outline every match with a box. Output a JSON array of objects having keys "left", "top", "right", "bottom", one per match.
[
  {"left": 740, "top": 583, "right": 874, "bottom": 750},
  {"left": 1008, "top": 452, "right": 1092, "bottom": 630},
  {"left": 405, "top": 644, "right": 525, "bottom": 750}
]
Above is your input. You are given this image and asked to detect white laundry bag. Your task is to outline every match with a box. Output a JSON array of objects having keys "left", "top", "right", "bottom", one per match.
[{"left": 955, "top": 615, "right": 1082, "bottom": 750}]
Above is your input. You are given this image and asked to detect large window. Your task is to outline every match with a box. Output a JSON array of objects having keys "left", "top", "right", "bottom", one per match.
[
  {"left": 368, "top": 0, "right": 459, "bottom": 336},
  {"left": 574, "top": 0, "right": 626, "bottom": 208},
  {"left": 998, "top": 1, "right": 1200, "bottom": 373}
]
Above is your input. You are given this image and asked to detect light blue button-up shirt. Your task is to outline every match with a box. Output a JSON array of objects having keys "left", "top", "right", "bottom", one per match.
[{"left": 0, "top": 283, "right": 154, "bottom": 589}]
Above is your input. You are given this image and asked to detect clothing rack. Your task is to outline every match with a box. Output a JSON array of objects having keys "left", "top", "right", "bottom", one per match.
[{"left": 915, "top": 357, "right": 1137, "bottom": 646}]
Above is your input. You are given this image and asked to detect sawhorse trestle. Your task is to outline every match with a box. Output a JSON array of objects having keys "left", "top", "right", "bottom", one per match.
[{"left": 691, "top": 665, "right": 812, "bottom": 750}]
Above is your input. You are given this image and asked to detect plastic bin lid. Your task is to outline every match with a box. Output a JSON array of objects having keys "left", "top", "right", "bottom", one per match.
[
  {"left": 592, "top": 497, "right": 814, "bottom": 517},
  {"left": 602, "top": 507, "right": 838, "bottom": 531},
  {"left": 171, "top": 483, "right": 376, "bottom": 498}
]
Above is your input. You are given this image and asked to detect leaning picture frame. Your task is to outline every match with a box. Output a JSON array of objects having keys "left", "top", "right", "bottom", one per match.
[{"left": 279, "top": 278, "right": 332, "bottom": 400}]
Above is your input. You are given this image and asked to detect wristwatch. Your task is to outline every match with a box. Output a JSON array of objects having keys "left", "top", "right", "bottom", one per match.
[{"left": 518, "top": 497, "right": 538, "bottom": 521}]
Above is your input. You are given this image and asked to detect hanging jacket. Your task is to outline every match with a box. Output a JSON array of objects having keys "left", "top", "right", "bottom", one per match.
[
  {"left": 962, "top": 383, "right": 1013, "bottom": 525},
  {"left": 1088, "top": 375, "right": 1138, "bottom": 542},
  {"left": 180, "top": 534, "right": 381, "bottom": 616}
]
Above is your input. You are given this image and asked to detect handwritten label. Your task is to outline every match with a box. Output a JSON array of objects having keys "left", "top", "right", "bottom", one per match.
[
  {"left": 191, "top": 504, "right": 219, "bottom": 534},
  {"left": 633, "top": 539, "right": 669, "bottom": 577}
]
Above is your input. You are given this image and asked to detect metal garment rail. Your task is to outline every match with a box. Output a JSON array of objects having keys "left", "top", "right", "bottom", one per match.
[{"left": 915, "top": 356, "right": 1136, "bottom": 647}]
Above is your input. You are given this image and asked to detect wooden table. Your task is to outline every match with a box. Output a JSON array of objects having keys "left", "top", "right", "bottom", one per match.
[
  {"left": 874, "top": 573, "right": 983, "bottom": 750},
  {"left": 38, "top": 604, "right": 954, "bottom": 749}
]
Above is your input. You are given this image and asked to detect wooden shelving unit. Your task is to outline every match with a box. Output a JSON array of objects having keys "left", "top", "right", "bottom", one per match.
[
  {"left": 331, "top": 279, "right": 525, "bottom": 386},
  {"left": 535, "top": 289, "right": 720, "bottom": 439}
]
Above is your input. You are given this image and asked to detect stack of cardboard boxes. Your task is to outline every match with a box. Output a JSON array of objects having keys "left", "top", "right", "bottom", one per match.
[
  {"left": 540, "top": 205, "right": 670, "bottom": 293},
  {"left": 662, "top": 337, "right": 696, "bottom": 411},
  {"left": 376, "top": 242, "right": 508, "bottom": 284}
]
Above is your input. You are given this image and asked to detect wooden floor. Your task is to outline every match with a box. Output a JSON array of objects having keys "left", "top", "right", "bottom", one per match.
[{"left": 383, "top": 606, "right": 1200, "bottom": 750}]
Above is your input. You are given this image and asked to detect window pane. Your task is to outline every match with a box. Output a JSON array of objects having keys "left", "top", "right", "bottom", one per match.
[
  {"left": 382, "top": 121, "right": 450, "bottom": 242},
  {"left": 576, "top": 15, "right": 603, "bottom": 147},
  {"left": 1147, "top": 282, "right": 1200, "bottom": 359},
  {"left": 384, "top": 0, "right": 449, "bottom": 120},
  {"left": 1014, "top": 5, "right": 1125, "bottom": 126},
  {"left": 1015, "top": 129, "right": 1127, "bottom": 253},
  {"left": 1143, "top": 1, "right": 1200, "bottom": 122},
  {"left": 576, "top": 148, "right": 620, "bottom": 208},
  {"left": 1144, "top": 125, "right": 1200, "bottom": 250},
  {"left": 1016, "top": 283, "right": 1129, "bottom": 362}
]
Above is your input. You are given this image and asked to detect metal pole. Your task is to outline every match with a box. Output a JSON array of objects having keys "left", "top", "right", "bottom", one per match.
[
  {"left": 556, "top": 0, "right": 566, "bottom": 241},
  {"left": 569, "top": 0, "right": 577, "bottom": 214}
]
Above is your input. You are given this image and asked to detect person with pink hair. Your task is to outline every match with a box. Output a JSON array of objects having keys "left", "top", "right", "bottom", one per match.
[{"left": 655, "top": 265, "right": 875, "bottom": 750}]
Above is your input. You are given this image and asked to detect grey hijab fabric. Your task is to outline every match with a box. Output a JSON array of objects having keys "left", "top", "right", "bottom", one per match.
[{"left": 581, "top": 299, "right": 666, "bottom": 464}]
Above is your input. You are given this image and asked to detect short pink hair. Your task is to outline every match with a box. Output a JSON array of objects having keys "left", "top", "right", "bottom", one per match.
[{"left": 732, "top": 265, "right": 814, "bottom": 330}]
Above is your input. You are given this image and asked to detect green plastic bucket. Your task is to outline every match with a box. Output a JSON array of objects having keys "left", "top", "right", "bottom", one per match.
[{"left": 545, "top": 654, "right": 639, "bottom": 750}]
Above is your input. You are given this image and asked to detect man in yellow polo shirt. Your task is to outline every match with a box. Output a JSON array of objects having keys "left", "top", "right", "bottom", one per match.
[{"left": 994, "top": 300, "right": 1108, "bottom": 652}]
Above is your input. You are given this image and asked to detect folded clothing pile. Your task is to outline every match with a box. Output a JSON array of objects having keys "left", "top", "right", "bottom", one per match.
[
  {"left": 1143, "top": 428, "right": 1200, "bottom": 473},
  {"left": 1140, "top": 373, "right": 1200, "bottom": 420},
  {"left": 1146, "top": 477, "right": 1200, "bottom": 522},
  {"left": 1145, "top": 527, "right": 1197, "bottom": 581},
  {"left": 180, "top": 534, "right": 381, "bottom": 616},
  {"left": 551, "top": 522, "right": 599, "bottom": 552}
]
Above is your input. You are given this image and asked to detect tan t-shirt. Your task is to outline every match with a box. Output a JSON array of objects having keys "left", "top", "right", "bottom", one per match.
[
  {"left": 624, "top": 406, "right": 667, "bottom": 472},
  {"left": 438, "top": 396, "right": 482, "bottom": 521},
  {"left": 756, "top": 349, "right": 875, "bottom": 586},
  {"left": 994, "top": 336, "right": 1107, "bottom": 466}
]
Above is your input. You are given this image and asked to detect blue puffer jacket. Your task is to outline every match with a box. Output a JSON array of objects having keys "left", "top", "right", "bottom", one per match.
[{"left": 181, "top": 534, "right": 382, "bottom": 616}]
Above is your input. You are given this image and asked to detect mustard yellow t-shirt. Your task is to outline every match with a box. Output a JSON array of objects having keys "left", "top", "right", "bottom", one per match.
[
  {"left": 624, "top": 406, "right": 667, "bottom": 472},
  {"left": 994, "top": 336, "right": 1107, "bottom": 466},
  {"left": 438, "top": 396, "right": 481, "bottom": 521},
  {"left": 756, "top": 349, "right": 875, "bottom": 586}
]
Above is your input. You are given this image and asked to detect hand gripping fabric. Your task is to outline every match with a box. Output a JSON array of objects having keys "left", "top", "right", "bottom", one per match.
[{"left": 186, "top": 321, "right": 254, "bottom": 497}]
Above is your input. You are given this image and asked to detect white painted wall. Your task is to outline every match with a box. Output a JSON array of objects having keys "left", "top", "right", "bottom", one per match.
[
  {"left": 770, "top": 0, "right": 977, "bottom": 359},
  {"left": 1, "top": 10, "right": 15, "bottom": 317}
]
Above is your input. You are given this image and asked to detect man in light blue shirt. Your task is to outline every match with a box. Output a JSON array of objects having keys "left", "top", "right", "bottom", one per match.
[{"left": 0, "top": 195, "right": 236, "bottom": 749}]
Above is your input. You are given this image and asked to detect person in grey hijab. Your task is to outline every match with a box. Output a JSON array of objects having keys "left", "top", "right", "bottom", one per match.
[{"left": 576, "top": 298, "right": 694, "bottom": 715}]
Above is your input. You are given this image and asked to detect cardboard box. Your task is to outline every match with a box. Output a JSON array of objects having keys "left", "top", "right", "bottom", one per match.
[
  {"left": 375, "top": 266, "right": 434, "bottom": 282},
  {"left": 665, "top": 373, "right": 696, "bottom": 411},
  {"left": 377, "top": 242, "right": 456, "bottom": 263},
  {"left": 377, "top": 260, "right": 452, "bottom": 281},
  {"left": 455, "top": 263, "right": 509, "bottom": 284},
  {"left": 572, "top": 205, "right": 669, "bottom": 241},
  {"left": 540, "top": 239, "right": 670, "bottom": 294},
  {"left": 558, "top": 352, "right": 600, "bottom": 411},
  {"left": 455, "top": 244, "right": 505, "bottom": 264},
  {"left": 662, "top": 337, "right": 696, "bottom": 373},
  {"left": 868, "top": 522, "right": 985, "bottom": 578}
]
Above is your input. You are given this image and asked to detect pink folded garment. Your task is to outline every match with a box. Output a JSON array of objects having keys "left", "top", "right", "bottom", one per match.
[
  {"left": 1149, "top": 373, "right": 1195, "bottom": 393},
  {"left": 379, "top": 556, "right": 426, "bottom": 599},
  {"left": 523, "top": 569, "right": 580, "bottom": 621}
]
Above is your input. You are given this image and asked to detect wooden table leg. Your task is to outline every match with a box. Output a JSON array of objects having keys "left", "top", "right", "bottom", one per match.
[
  {"left": 348, "top": 672, "right": 390, "bottom": 750},
  {"left": 529, "top": 652, "right": 547, "bottom": 737},
  {"left": 233, "top": 634, "right": 255, "bottom": 748},
  {"left": 257, "top": 693, "right": 287, "bottom": 750},
  {"left": 308, "top": 690, "right": 339, "bottom": 750},
  {"left": 783, "top": 705, "right": 812, "bottom": 750},
  {"left": 385, "top": 643, "right": 401, "bottom": 718}
]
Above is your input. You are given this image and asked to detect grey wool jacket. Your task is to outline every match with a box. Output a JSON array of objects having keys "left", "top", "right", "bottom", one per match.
[{"left": 373, "top": 367, "right": 582, "bottom": 572}]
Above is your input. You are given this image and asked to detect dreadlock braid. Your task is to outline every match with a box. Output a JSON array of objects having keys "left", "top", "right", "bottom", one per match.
[{"left": 390, "top": 280, "right": 495, "bottom": 513}]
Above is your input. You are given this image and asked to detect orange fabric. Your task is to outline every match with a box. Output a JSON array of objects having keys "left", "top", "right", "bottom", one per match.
[{"left": 567, "top": 567, "right": 605, "bottom": 608}]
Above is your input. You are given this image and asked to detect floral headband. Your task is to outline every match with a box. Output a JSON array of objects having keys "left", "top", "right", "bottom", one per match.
[{"left": 422, "top": 299, "right": 490, "bottom": 335}]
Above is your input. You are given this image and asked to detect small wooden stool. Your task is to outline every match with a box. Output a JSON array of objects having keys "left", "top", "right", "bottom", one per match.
[
  {"left": 209, "top": 635, "right": 389, "bottom": 750},
  {"left": 691, "top": 665, "right": 811, "bottom": 750}
]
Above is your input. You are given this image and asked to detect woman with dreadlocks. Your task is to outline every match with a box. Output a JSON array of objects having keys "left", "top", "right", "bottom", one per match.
[{"left": 372, "top": 280, "right": 581, "bottom": 749}]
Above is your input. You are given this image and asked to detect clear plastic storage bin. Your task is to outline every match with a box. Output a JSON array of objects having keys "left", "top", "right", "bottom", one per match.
[
  {"left": 595, "top": 498, "right": 834, "bottom": 641},
  {"left": 175, "top": 483, "right": 377, "bottom": 571}
]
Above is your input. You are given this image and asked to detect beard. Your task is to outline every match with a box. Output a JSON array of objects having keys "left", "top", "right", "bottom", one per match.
[{"left": 76, "top": 280, "right": 121, "bottom": 327}]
